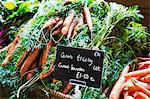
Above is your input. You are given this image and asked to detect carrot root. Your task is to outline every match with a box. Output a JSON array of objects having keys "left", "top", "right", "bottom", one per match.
[
  {"left": 134, "top": 91, "right": 149, "bottom": 99},
  {"left": 131, "top": 78, "right": 150, "bottom": 97},
  {"left": 109, "top": 65, "right": 130, "bottom": 99},
  {"left": 83, "top": 6, "right": 93, "bottom": 33},
  {"left": 124, "top": 68, "right": 150, "bottom": 79},
  {"left": 67, "top": 18, "right": 77, "bottom": 38},
  {"left": 20, "top": 48, "right": 41, "bottom": 77},
  {"left": 61, "top": 10, "right": 75, "bottom": 35}
]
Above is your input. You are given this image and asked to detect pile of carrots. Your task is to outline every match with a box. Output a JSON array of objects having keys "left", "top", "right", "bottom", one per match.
[
  {"left": 109, "top": 53, "right": 150, "bottom": 99},
  {"left": 0, "top": 0, "right": 93, "bottom": 96}
]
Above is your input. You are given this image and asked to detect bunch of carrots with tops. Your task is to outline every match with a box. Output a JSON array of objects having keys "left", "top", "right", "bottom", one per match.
[
  {"left": 0, "top": 0, "right": 93, "bottom": 97},
  {"left": 109, "top": 53, "right": 150, "bottom": 99}
]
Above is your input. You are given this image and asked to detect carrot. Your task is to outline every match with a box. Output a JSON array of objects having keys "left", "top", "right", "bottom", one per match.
[
  {"left": 7, "top": 35, "right": 19, "bottom": 55},
  {"left": 124, "top": 68, "right": 150, "bottom": 79},
  {"left": 39, "top": 66, "right": 55, "bottom": 80},
  {"left": 61, "top": 10, "right": 75, "bottom": 36},
  {"left": 63, "top": 83, "right": 74, "bottom": 94},
  {"left": 53, "top": 19, "right": 64, "bottom": 30},
  {"left": 1, "top": 36, "right": 19, "bottom": 67},
  {"left": 109, "top": 65, "right": 130, "bottom": 99},
  {"left": 1, "top": 35, "right": 20, "bottom": 66},
  {"left": 131, "top": 78, "right": 150, "bottom": 97},
  {"left": 134, "top": 91, "right": 149, "bottom": 99},
  {"left": 42, "top": 18, "right": 58, "bottom": 30},
  {"left": 67, "top": 18, "right": 77, "bottom": 38},
  {"left": 1, "top": 53, "right": 12, "bottom": 66},
  {"left": 72, "top": 16, "right": 83, "bottom": 38},
  {"left": 124, "top": 92, "right": 134, "bottom": 99},
  {"left": 124, "top": 79, "right": 150, "bottom": 93},
  {"left": 26, "top": 60, "right": 38, "bottom": 80},
  {"left": 20, "top": 48, "right": 41, "bottom": 77},
  {"left": 0, "top": 43, "right": 12, "bottom": 53},
  {"left": 138, "top": 61, "right": 150, "bottom": 70},
  {"left": 16, "top": 51, "right": 29, "bottom": 68},
  {"left": 140, "top": 74, "right": 150, "bottom": 83},
  {"left": 39, "top": 40, "right": 53, "bottom": 66},
  {"left": 137, "top": 57, "right": 150, "bottom": 61},
  {"left": 83, "top": 6, "right": 93, "bottom": 33},
  {"left": 39, "top": 60, "right": 55, "bottom": 80},
  {"left": 52, "top": 28, "right": 61, "bottom": 36}
]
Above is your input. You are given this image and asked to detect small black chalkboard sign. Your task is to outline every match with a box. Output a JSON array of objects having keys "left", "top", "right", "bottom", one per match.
[{"left": 54, "top": 45, "right": 104, "bottom": 88}]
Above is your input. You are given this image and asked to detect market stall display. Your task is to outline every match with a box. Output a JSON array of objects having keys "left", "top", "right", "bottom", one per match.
[{"left": 0, "top": 0, "right": 149, "bottom": 98}]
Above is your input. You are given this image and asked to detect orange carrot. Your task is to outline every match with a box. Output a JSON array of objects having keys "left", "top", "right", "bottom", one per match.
[
  {"left": 48, "top": 19, "right": 63, "bottom": 31},
  {"left": 1, "top": 53, "right": 12, "bottom": 66},
  {"left": 53, "top": 19, "right": 64, "bottom": 29},
  {"left": 67, "top": 18, "right": 77, "bottom": 38},
  {"left": 39, "top": 66, "right": 55, "bottom": 80},
  {"left": 131, "top": 78, "right": 150, "bottom": 97},
  {"left": 83, "top": 6, "right": 93, "bottom": 33},
  {"left": 0, "top": 43, "right": 12, "bottom": 53},
  {"left": 61, "top": 10, "right": 75, "bottom": 35},
  {"left": 52, "top": 28, "right": 61, "bottom": 36},
  {"left": 134, "top": 91, "right": 149, "bottom": 99},
  {"left": 1, "top": 36, "right": 19, "bottom": 67},
  {"left": 7, "top": 35, "right": 19, "bottom": 55},
  {"left": 137, "top": 57, "right": 150, "bottom": 61},
  {"left": 26, "top": 60, "right": 38, "bottom": 80},
  {"left": 1, "top": 35, "right": 20, "bottom": 66},
  {"left": 39, "top": 40, "right": 53, "bottom": 66},
  {"left": 124, "top": 79, "right": 150, "bottom": 93},
  {"left": 20, "top": 48, "right": 41, "bottom": 77},
  {"left": 63, "top": 83, "right": 74, "bottom": 94},
  {"left": 39, "top": 60, "right": 55, "bottom": 80},
  {"left": 42, "top": 18, "right": 58, "bottom": 30},
  {"left": 16, "top": 51, "right": 29, "bottom": 68},
  {"left": 72, "top": 16, "right": 83, "bottom": 38},
  {"left": 109, "top": 65, "right": 130, "bottom": 99},
  {"left": 124, "top": 68, "right": 150, "bottom": 79},
  {"left": 138, "top": 61, "right": 150, "bottom": 70},
  {"left": 140, "top": 74, "right": 150, "bottom": 83}
]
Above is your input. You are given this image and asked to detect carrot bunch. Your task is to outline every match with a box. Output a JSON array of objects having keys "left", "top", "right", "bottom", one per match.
[
  {"left": 0, "top": 35, "right": 20, "bottom": 67},
  {"left": 109, "top": 53, "right": 150, "bottom": 99},
  {"left": 0, "top": 1, "right": 93, "bottom": 98}
]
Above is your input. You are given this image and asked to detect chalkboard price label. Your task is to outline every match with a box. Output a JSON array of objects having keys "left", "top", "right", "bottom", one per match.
[{"left": 54, "top": 45, "right": 104, "bottom": 88}]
